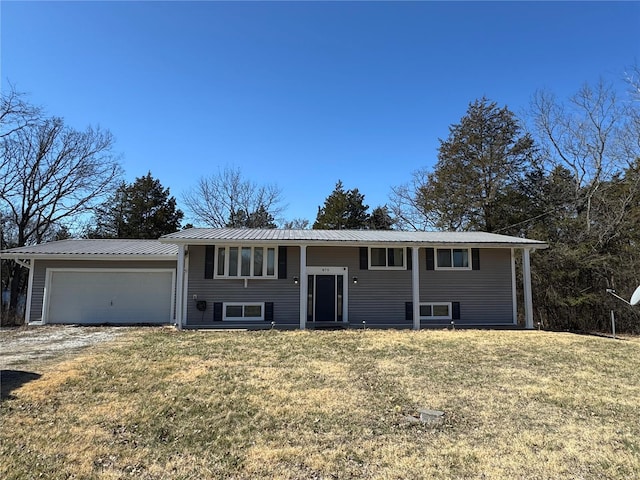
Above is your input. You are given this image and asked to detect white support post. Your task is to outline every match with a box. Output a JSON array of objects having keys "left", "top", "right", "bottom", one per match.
[
  {"left": 522, "top": 248, "right": 534, "bottom": 329},
  {"left": 412, "top": 246, "right": 420, "bottom": 331},
  {"left": 511, "top": 248, "right": 517, "bottom": 325},
  {"left": 176, "top": 244, "right": 185, "bottom": 330},
  {"left": 299, "top": 245, "right": 307, "bottom": 330},
  {"left": 182, "top": 247, "right": 189, "bottom": 326},
  {"left": 24, "top": 259, "right": 34, "bottom": 324}
]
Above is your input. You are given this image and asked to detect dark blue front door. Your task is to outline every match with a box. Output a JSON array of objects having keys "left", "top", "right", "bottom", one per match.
[{"left": 315, "top": 275, "right": 336, "bottom": 322}]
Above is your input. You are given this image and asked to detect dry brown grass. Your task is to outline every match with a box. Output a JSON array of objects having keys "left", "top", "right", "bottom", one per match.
[{"left": 1, "top": 328, "right": 639, "bottom": 479}]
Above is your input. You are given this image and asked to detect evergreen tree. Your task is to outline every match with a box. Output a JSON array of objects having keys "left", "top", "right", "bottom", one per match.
[
  {"left": 313, "top": 180, "right": 370, "bottom": 229},
  {"left": 226, "top": 205, "right": 277, "bottom": 228},
  {"left": 391, "top": 98, "right": 537, "bottom": 232},
  {"left": 369, "top": 206, "right": 395, "bottom": 230},
  {"left": 88, "top": 172, "right": 183, "bottom": 238}
]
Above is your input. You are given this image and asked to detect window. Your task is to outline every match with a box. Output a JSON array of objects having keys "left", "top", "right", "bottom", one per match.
[
  {"left": 369, "top": 247, "right": 405, "bottom": 269},
  {"left": 215, "top": 246, "right": 277, "bottom": 278},
  {"left": 223, "top": 302, "right": 265, "bottom": 321},
  {"left": 436, "top": 248, "right": 470, "bottom": 269},
  {"left": 419, "top": 303, "right": 452, "bottom": 320}
]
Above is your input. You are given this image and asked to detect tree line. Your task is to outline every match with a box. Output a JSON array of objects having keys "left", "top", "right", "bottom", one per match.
[{"left": 2, "top": 67, "right": 639, "bottom": 331}]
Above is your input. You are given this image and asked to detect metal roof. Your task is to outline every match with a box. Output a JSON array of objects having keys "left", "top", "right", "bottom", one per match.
[
  {"left": 0, "top": 239, "right": 178, "bottom": 259},
  {"left": 0, "top": 231, "right": 548, "bottom": 261},
  {"left": 160, "top": 228, "right": 548, "bottom": 248}
]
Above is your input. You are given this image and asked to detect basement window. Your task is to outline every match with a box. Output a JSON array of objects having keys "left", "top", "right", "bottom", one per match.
[
  {"left": 420, "top": 303, "right": 452, "bottom": 320},
  {"left": 223, "top": 303, "right": 265, "bottom": 321}
]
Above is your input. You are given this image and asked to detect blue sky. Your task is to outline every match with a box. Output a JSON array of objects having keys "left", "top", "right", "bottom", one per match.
[{"left": 2, "top": 1, "right": 639, "bottom": 225}]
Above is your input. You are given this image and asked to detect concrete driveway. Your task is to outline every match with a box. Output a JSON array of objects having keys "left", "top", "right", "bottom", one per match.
[
  {"left": 1, "top": 325, "right": 127, "bottom": 400},
  {"left": 1, "top": 325, "right": 127, "bottom": 368}
]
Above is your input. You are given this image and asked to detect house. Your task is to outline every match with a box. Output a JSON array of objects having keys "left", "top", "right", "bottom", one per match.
[{"left": 1, "top": 228, "right": 547, "bottom": 329}]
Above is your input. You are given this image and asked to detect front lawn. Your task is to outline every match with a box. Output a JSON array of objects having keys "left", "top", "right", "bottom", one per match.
[{"left": 1, "top": 328, "right": 638, "bottom": 479}]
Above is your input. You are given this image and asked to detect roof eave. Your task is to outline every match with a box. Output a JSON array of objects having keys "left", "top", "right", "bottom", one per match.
[
  {"left": 0, "top": 253, "right": 178, "bottom": 261},
  {"left": 159, "top": 237, "right": 548, "bottom": 250}
]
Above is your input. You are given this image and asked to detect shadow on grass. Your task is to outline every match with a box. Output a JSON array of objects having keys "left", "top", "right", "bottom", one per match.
[{"left": 1, "top": 370, "right": 41, "bottom": 400}]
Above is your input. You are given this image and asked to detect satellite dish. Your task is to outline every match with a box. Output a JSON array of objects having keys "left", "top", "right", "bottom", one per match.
[{"left": 630, "top": 285, "right": 640, "bottom": 306}]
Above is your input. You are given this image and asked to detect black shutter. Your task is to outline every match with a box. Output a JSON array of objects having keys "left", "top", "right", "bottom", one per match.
[
  {"left": 425, "top": 248, "right": 435, "bottom": 270},
  {"left": 452, "top": 302, "right": 461, "bottom": 320},
  {"left": 360, "top": 247, "right": 369, "bottom": 270},
  {"left": 406, "top": 247, "right": 412, "bottom": 270},
  {"left": 472, "top": 248, "right": 480, "bottom": 270},
  {"left": 205, "top": 245, "right": 215, "bottom": 279},
  {"left": 405, "top": 302, "right": 413, "bottom": 321},
  {"left": 213, "top": 302, "right": 223, "bottom": 321},
  {"left": 265, "top": 302, "right": 274, "bottom": 322},
  {"left": 278, "top": 246, "right": 287, "bottom": 279}
]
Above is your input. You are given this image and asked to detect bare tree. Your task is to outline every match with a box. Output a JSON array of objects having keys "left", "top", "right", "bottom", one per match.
[
  {"left": 1, "top": 89, "right": 122, "bottom": 321},
  {"left": 0, "top": 87, "right": 42, "bottom": 199},
  {"left": 389, "top": 168, "right": 436, "bottom": 231},
  {"left": 624, "top": 63, "right": 640, "bottom": 157},
  {"left": 625, "top": 63, "right": 640, "bottom": 102},
  {"left": 0, "top": 85, "right": 41, "bottom": 139},
  {"left": 182, "top": 166, "right": 285, "bottom": 228},
  {"left": 531, "top": 80, "right": 638, "bottom": 233},
  {"left": 2, "top": 117, "right": 121, "bottom": 244},
  {"left": 282, "top": 218, "right": 310, "bottom": 229}
]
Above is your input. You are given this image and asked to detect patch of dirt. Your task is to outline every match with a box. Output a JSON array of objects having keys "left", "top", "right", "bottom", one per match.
[{"left": 0, "top": 325, "right": 127, "bottom": 368}]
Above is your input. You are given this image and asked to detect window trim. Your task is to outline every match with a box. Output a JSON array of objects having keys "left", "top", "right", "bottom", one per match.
[
  {"left": 214, "top": 245, "right": 278, "bottom": 279},
  {"left": 368, "top": 246, "right": 407, "bottom": 270},
  {"left": 419, "top": 302, "right": 452, "bottom": 320},
  {"left": 435, "top": 247, "right": 472, "bottom": 270},
  {"left": 222, "top": 302, "right": 265, "bottom": 321}
]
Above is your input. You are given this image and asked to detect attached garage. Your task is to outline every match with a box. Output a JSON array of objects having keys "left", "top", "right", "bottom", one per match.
[
  {"left": 45, "top": 269, "right": 175, "bottom": 324},
  {"left": 0, "top": 239, "right": 178, "bottom": 325}
]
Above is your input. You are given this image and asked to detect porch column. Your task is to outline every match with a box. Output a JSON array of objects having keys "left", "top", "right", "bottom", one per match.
[
  {"left": 522, "top": 248, "right": 534, "bottom": 329},
  {"left": 182, "top": 247, "right": 190, "bottom": 326},
  {"left": 24, "top": 259, "right": 34, "bottom": 324},
  {"left": 412, "top": 246, "right": 420, "bottom": 330},
  {"left": 299, "top": 245, "right": 307, "bottom": 330},
  {"left": 511, "top": 248, "right": 517, "bottom": 325},
  {"left": 176, "top": 244, "right": 185, "bottom": 330}
]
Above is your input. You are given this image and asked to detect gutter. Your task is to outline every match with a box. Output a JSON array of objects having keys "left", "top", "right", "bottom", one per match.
[
  {"left": 159, "top": 238, "right": 549, "bottom": 250},
  {"left": 0, "top": 253, "right": 178, "bottom": 261}
]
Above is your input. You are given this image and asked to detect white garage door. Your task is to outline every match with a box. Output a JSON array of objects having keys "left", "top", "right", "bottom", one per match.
[{"left": 46, "top": 269, "right": 174, "bottom": 324}]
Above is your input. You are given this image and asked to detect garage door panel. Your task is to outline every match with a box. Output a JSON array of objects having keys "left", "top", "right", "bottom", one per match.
[{"left": 47, "top": 270, "right": 173, "bottom": 324}]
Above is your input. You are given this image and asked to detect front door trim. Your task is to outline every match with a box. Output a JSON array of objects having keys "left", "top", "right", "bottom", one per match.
[{"left": 306, "top": 266, "right": 349, "bottom": 323}]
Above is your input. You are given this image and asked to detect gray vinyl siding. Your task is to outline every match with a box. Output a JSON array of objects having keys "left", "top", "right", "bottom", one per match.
[
  {"left": 183, "top": 245, "right": 513, "bottom": 327},
  {"left": 307, "top": 246, "right": 412, "bottom": 325},
  {"left": 307, "top": 247, "right": 513, "bottom": 326},
  {"left": 420, "top": 248, "right": 513, "bottom": 325},
  {"left": 186, "top": 245, "right": 300, "bottom": 326},
  {"left": 29, "top": 260, "right": 177, "bottom": 323}
]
